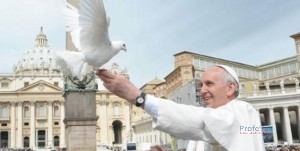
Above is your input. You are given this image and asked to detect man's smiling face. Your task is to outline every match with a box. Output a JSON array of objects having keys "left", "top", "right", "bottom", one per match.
[{"left": 200, "top": 67, "right": 233, "bottom": 108}]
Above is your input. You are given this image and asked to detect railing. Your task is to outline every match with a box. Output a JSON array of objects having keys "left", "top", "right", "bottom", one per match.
[
  {"left": 271, "top": 89, "right": 282, "bottom": 95},
  {"left": 239, "top": 88, "right": 300, "bottom": 98},
  {"left": 286, "top": 88, "right": 297, "bottom": 93}
]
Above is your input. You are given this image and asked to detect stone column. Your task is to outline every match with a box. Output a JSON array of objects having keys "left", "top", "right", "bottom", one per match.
[
  {"left": 35, "top": 131, "right": 38, "bottom": 148},
  {"left": 64, "top": 1, "right": 97, "bottom": 150},
  {"left": 268, "top": 107, "right": 278, "bottom": 144},
  {"left": 290, "top": 35, "right": 300, "bottom": 54},
  {"left": 30, "top": 101, "right": 36, "bottom": 148},
  {"left": 17, "top": 101, "right": 23, "bottom": 148},
  {"left": 10, "top": 102, "right": 16, "bottom": 148},
  {"left": 297, "top": 106, "right": 300, "bottom": 142},
  {"left": 64, "top": 90, "right": 98, "bottom": 151},
  {"left": 283, "top": 106, "right": 293, "bottom": 144},
  {"left": 60, "top": 101, "right": 66, "bottom": 148},
  {"left": 95, "top": 100, "right": 100, "bottom": 143},
  {"left": 100, "top": 101, "right": 108, "bottom": 144},
  {"left": 110, "top": 126, "right": 114, "bottom": 144},
  {"left": 47, "top": 101, "right": 53, "bottom": 148},
  {"left": 124, "top": 102, "right": 130, "bottom": 143}
]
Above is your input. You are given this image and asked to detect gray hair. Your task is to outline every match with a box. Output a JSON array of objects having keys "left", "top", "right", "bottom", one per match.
[{"left": 220, "top": 70, "right": 239, "bottom": 98}]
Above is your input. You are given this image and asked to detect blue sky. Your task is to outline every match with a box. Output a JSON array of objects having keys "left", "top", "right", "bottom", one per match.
[{"left": 1, "top": 0, "right": 300, "bottom": 87}]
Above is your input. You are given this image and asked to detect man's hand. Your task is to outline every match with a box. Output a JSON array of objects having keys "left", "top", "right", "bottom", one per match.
[{"left": 96, "top": 69, "right": 141, "bottom": 104}]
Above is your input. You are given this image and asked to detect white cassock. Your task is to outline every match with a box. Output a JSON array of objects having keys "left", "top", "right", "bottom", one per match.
[
  {"left": 145, "top": 95, "right": 265, "bottom": 151},
  {"left": 186, "top": 140, "right": 205, "bottom": 151}
]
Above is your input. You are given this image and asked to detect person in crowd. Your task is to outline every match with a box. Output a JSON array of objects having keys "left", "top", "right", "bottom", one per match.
[{"left": 151, "top": 145, "right": 164, "bottom": 151}]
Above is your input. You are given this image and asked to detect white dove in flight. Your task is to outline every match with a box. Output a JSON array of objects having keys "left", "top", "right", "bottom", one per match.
[{"left": 55, "top": 0, "right": 126, "bottom": 79}]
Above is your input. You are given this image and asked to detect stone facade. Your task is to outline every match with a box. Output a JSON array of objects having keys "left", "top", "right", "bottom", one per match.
[{"left": 0, "top": 28, "right": 135, "bottom": 150}]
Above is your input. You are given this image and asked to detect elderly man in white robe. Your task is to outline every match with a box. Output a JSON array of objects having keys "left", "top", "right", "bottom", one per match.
[{"left": 96, "top": 65, "right": 265, "bottom": 151}]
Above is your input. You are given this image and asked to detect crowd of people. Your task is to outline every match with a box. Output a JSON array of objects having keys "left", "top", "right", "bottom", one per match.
[
  {"left": 265, "top": 145, "right": 300, "bottom": 151},
  {"left": 0, "top": 149, "right": 32, "bottom": 151},
  {"left": 1, "top": 145, "right": 300, "bottom": 151}
]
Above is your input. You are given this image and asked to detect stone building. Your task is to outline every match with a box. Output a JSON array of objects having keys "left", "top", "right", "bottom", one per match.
[
  {"left": 132, "top": 78, "right": 173, "bottom": 151},
  {"left": 0, "top": 28, "right": 65, "bottom": 149},
  {"left": 0, "top": 28, "right": 135, "bottom": 150}
]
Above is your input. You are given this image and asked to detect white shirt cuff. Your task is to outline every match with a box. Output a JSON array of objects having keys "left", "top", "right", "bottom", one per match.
[{"left": 144, "top": 94, "right": 158, "bottom": 119}]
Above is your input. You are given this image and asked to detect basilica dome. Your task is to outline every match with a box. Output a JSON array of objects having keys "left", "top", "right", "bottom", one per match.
[{"left": 13, "top": 27, "right": 62, "bottom": 75}]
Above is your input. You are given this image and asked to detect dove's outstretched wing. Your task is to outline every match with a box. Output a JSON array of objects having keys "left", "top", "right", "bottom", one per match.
[
  {"left": 56, "top": 0, "right": 126, "bottom": 78},
  {"left": 62, "top": 0, "right": 111, "bottom": 53},
  {"left": 79, "top": 0, "right": 111, "bottom": 52},
  {"left": 60, "top": 1, "right": 82, "bottom": 50}
]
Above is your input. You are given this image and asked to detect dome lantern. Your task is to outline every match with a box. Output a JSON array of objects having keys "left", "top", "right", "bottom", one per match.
[{"left": 34, "top": 27, "right": 49, "bottom": 47}]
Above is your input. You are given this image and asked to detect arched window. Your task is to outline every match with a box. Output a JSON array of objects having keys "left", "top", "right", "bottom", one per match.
[
  {"left": 112, "top": 120, "right": 122, "bottom": 144},
  {"left": 54, "top": 136, "right": 60, "bottom": 147},
  {"left": 24, "top": 106, "right": 30, "bottom": 118},
  {"left": 1, "top": 106, "right": 9, "bottom": 118},
  {"left": 54, "top": 106, "right": 60, "bottom": 117},
  {"left": 113, "top": 105, "right": 120, "bottom": 116}
]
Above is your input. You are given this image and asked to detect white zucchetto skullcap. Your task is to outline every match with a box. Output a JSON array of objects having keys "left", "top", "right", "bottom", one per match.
[{"left": 215, "top": 65, "right": 239, "bottom": 86}]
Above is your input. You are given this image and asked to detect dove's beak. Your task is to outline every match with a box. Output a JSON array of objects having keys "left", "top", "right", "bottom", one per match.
[{"left": 123, "top": 48, "right": 127, "bottom": 52}]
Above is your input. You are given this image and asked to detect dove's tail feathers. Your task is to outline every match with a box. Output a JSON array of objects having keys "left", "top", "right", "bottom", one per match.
[{"left": 54, "top": 50, "right": 87, "bottom": 79}]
